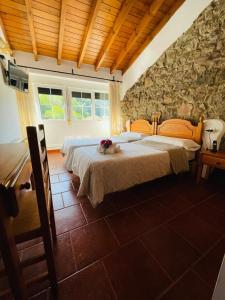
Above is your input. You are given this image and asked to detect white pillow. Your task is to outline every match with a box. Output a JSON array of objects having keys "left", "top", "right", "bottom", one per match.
[
  {"left": 142, "top": 135, "right": 201, "bottom": 151},
  {"left": 120, "top": 131, "right": 145, "bottom": 141}
]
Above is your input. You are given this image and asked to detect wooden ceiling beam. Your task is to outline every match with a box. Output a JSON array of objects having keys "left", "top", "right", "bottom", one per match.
[
  {"left": 122, "top": 0, "right": 185, "bottom": 74},
  {"left": 24, "top": 0, "right": 38, "bottom": 61},
  {"left": 95, "top": 0, "right": 136, "bottom": 71},
  {"left": 57, "top": 0, "right": 67, "bottom": 65},
  {"left": 0, "top": 15, "right": 10, "bottom": 46},
  {"left": 0, "top": 15, "right": 12, "bottom": 55},
  {"left": 77, "top": 0, "right": 102, "bottom": 68},
  {"left": 110, "top": 0, "right": 165, "bottom": 73},
  {"left": 0, "top": 14, "right": 12, "bottom": 49}
]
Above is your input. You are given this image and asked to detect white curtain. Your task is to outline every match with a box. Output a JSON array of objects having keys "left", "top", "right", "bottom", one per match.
[
  {"left": 16, "top": 82, "right": 37, "bottom": 139},
  {"left": 109, "top": 81, "right": 121, "bottom": 135}
]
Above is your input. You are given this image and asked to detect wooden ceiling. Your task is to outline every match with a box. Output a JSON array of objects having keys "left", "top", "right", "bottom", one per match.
[{"left": 0, "top": 0, "right": 185, "bottom": 73}]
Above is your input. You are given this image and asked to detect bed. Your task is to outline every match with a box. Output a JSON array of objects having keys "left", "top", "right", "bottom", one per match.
[
  {"left": 64, "top": 119, "right": 156, "bottom": 170},
  {"left": 62, "top": 119, "right": 156, "bottom": 155},
  {"left": 70, "top": 118, "right": 203, "bottom": 207}
]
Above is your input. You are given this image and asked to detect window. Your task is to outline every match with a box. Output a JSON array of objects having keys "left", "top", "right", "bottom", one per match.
[
  {"left": 37, "top": 86, "right": 109, "bottom": 121},
  {"left": 38, "top": 87, "right": 65, "bottom": 120},
  {"left": 71, "top": 91, "right": 92, "bottom": 120},
  {"left": 71, "top": 90, "right": 109, "bottom": 121},
  {"left": 94, "top": 92, "right": 109, "bottom": 120}
]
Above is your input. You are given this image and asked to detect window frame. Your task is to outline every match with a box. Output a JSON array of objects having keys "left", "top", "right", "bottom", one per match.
[
  {"left": 94, "top": 91, "right": 110, "bottom": 121},
  {"left": 35, "top": 83, "right": 67, "bottom": 121},
  {"left": 70, "top": 89, "right": 94, "bottom": 121},
  {"left": 68, "top": 87, "right": 109, "bottom": 121},
  {"left": 35, "top": 84, "right": 109, "bottom": 122}
]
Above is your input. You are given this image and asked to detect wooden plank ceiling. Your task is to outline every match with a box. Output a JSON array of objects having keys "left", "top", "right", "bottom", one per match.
[{"left": 0, "top": 0, "right": 185, "bottom": 73}]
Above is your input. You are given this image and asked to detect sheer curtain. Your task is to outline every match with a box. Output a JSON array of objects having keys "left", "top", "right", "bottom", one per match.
[
  {"left": 16, "top": 81, "right": 37, "bottom": 139},
  {"left": 109, "top": 81, "right": 121, "bottom": 135}
]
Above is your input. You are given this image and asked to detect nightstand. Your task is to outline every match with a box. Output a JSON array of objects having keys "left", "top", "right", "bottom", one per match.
[{"left": 197, "top": 150, "right": 225, "bottom": 183}]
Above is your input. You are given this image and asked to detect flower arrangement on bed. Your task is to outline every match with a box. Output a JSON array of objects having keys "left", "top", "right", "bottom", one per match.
[{"left": 98, "top": 139, "right": 120, "bottom": 154}]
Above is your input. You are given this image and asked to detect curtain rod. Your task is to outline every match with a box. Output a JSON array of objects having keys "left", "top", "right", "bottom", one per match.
[{"left": 17, "top": 64, "right": 123, "bottom": 83}]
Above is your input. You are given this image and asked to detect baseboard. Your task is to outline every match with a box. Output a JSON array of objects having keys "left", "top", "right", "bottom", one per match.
[
  {"left": 47, "top": 149, "right": 61, "bottom": 154},
  {"left": 47, "top": 144, "right": 62, "bottom": 150}
]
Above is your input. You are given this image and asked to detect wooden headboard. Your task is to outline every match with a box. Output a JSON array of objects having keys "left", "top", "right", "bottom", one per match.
[
  {"left": 156, "top": 117, "right": 204, "bottom": 144},
  {"left": 130, "top": 119, "right": 156, "bottom": 135}
]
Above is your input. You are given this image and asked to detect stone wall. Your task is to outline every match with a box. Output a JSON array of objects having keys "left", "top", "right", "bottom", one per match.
[{"left": 121, "top": 0, "right": 225, "bottom": 148}]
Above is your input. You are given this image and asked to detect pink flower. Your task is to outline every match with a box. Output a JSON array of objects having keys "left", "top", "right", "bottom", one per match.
[{"left": 100, "top": 139, "right": 112, "bottom": 149}]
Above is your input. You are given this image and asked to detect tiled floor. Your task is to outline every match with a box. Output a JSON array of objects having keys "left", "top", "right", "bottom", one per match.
[{"left": 1, "top": 151, "right": 225, "bottom": 300}]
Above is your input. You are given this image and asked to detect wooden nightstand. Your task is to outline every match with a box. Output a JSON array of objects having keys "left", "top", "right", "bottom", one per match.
[{"left": 197, "top": 150, "right": 225, "bottom": 183}]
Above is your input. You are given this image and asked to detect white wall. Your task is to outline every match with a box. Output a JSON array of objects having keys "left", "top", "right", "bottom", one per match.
[
  {"left": 14, "top": 51, "right": 122, "bottom": 83},
  {"left": 0, "top": 55, "right": 22, "bottom": 143},
  {"left": 122, "top": 0, "right": 212, "bottom": 97},
  {"left": 30, "top": 73, "right": 110, "bottom": 149},
  {"left": 13, "top": 51, "right": 122, "bottom": 149}
]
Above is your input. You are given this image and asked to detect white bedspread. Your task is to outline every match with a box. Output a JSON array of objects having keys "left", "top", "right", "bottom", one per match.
[
  {"left": 64, "top": 136, "right": 136, "bottom": 170},
  {"left": 71, "top": 141, "right": 172, "bottom": 207},
  {"left": 62, "top": 136, "right": 136, "bottom": 155}
]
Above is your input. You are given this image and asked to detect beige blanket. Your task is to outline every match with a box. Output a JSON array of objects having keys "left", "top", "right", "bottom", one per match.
[
  {"left": 71, "top": 141, "right": 189, "bottom": 207},
  {"left": 139, "top": 140, "right": 189, "bottom": 174}
]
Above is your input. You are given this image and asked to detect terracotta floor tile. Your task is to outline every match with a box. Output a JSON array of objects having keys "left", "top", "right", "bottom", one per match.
[
  {"left": 21, "top": 233, "right": 76, "bottom": 283},
  {"left": 48, "top": 162, "right": 57, "bottom": 169},
  {"left": 80, "top": 196, "right": 116, "bottom": 223},
  {"left": 206, "top": 192, "right": 225, "bottom": 212},
  {"left": 141, "top": 226, "right": 200, "bottom": 279},
  {"left": 194, "top": 238, "right": 225, "bottom": 288},
  {"left": 17, "top": 238, "right": 43, "bottom": 251},
  {"left": 54, "top": 233, "right": 77, "bottom": 280},
  {"left": 190, "top": 202, "right": 225, "bottom": 233},
  {"left": 55, "top": 205, "right": 86, "bottom": 235},
  {"left": 50, "top": 175, "right": 59, "bottom": 184},
  {"left": 147, "top": 176, "right": 181, "bottom": 195},
  {"left": 0, "top": 290, "right": 13, "bottom": 300},
  {"left": 49, "top": 168, "right": 67, "bottom": 176},
  {"left": 134, "top": 201, "right": 174, "bottom": 230},
  {"left": 168, "top": 212, "right": 221, "bottom": 253},
  {"left": 160, "top": 271, "right": 212, "bottom": 300},
  {"left": 29, "top": 290, "right": 48, "bottom": 300},
  {"left": 62, "top": 190, "right": 80, "bottom": 207},
  {"left": 52, "top": 194, "right": 64, "bottom": 211},
  {"left": 106, "top": 208, "right": 148, "bottom": 244},
  {"left": 18, "top": 153, "right": 222, "bottom": 299},
  {"left": 108, "top": 186, "right": 150, "bottom": 210},
  {"left": 157, "top": 191, "right": 193, "bottom": 213},
  {"left": 0, "top": 276, "right": 11, "bottom": 300},
  {"left": 21, "top": 244, "right": 48, "bottom": 296},
  {"left": 107, "top": 176, "right": 175, "bottom": 211},
  {"left": 58, "top": 172, "right": 72, "bottom": 182},
  {"left": 21, "top": 242, "right": 44, "bottom": 263},
  {"left": 56, "top": 262, "right": 116, "bottom": 300},
  {"left": 104, "top": 240, "right": 171, "bottom": 300},
  {"left": 172, "top": 181, "right": 217, "bottom": 204},
  {"left": 70, "top": 220, "right": 118, "bottom": 270},
  {"left": 51, "top": 181, "right": 73, "bottom": 194}
]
